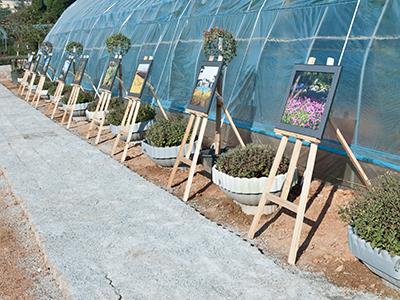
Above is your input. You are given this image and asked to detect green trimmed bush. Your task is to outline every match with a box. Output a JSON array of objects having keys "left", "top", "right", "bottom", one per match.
[
  {"left": 44, "top": 80, "right": 58, "bottom": 95},
  {"left": 61, "top": 89, "right": 94, "bottom": 104},
  {"left": 145, "top": 117, "right": 187, "bottom": 148},
  {"left": 62, "top": 85, "right": 73, "bottom": 99},
  {"left": 215, "top": 143, "right": 289, "bottom": 178},
  {"left": 339, "top": 173, "right": 400, "bottom": 256},
  {"left": 106, "top": 101, "right": 155, "bottom": 126}
]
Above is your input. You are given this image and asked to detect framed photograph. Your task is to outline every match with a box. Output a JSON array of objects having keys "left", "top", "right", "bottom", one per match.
[
  {"left": 38, "top": 55, "right": 52, "bottom": 76},
  {"left": 186, "top": 60, "right": 223, "bottom": 114},
  {"left": 100, "top": 57, "right": 121, "bottom": 92},
  {"left": 128, "top": 60, "right": 152, "bottom": 98},
  {"left": 276, "top": 64, "right": 342, "bottom": 140},
  {"left": 72, "top": 56, "right": 89, "bottom": 86},
  {"left": 58, "top": 56, "right": 73, "bottom": 82},
  {"left": 24, "top": 53, "right": 34, "bottom": 70},
  {"left": 31, "top": 53, "right": 42, "bottom": 73}
]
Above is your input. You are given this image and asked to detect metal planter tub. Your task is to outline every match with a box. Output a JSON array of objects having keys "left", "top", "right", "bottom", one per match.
[
  {"left": 62, "top": 102, "right": 90, "bottom": 117},
  {"left": 212, "top": 166, "right": 297, "bottom": 215},
  {"left": 85, "top": 110, "right": 105, "bottom": 122},
  {"left": 110, "top": 119, "right": 154, "bottom": 142},
  {"left": 141, "top": 141, "right": 196, "bottom": 167},
  {"left": 348, "top": 226, "right": 400, "bottom": 288}
]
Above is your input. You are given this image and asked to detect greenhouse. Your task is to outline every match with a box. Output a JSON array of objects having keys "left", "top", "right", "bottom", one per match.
[
  {"left": 2, "top": 0, "right": 400, "bottom": 296},
  {"left": 45, "top": 0, "right": 400, "bottom": 175}
]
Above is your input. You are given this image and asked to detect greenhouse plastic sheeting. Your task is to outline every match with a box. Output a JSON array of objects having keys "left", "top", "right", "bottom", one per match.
[{"left": 45, "top": 0, "right": 400, "bottom": 171}]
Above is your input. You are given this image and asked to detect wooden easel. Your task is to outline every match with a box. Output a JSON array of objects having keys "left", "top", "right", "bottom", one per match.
[
  {"left": 49, "top": 80, "right": 65, "bottom": 119},
  {"left": 18, "top": 69, "right": 31, "bottom": 95},
  {"left": 85, "top": 89, "right": 112, "bottom": 144},
  {"left": 248, "top": 57, "right": 370, "bottom": 265},
  {"left": 111, "top": 56, "right": 169, "bottom": 162},
  {"left": 24, "top": 72, "right": 37, "bottom": 101},
  {"left": 167, "top": 56, "right": 245, "bottom": 202},
  {"left": 31, "top": 74, "right": 47, "bottom": 108},
  {"left": 61, "top": 84, "right": 82, "bottom": 128}
]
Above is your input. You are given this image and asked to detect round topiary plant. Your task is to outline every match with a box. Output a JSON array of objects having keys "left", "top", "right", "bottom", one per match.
[
  {"left": 41, "top": 41, "right": 53, "bottom": 55},
  {"left": 145, "top": 118, "right": 188, "bottom": 148},
  {"left": 215, "top": 143, "right": 289, "bottom": 178},
  {"left": 106, "top": 33, "right": 131, "bottom": 55},
  {"left": 66, "top": 41, "right": 83, "bottom": 56},
  {"left": 203, "top": 27, "right": 237, "bottom": 64},
  {"left": 339, "top": 173, "right": 400, "bottom": 256}
]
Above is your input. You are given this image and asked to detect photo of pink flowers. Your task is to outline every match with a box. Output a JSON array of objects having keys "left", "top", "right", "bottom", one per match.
[
  {"left": 277, "top": 64, "right": 341, "bottom": 140},
  {"left": 281, "top": 71, "right": 334, "bottom": 130}
]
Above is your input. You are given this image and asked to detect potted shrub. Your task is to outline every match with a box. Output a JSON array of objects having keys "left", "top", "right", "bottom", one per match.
[
  {"left": 62, "top": 90, "right": 94, "bottom": 117},
  {"left": 85, "top": 97, "right": 119, "bottom": 122},
  {"left": 107, "top": 101, "right": 155, "bottom": 141},
  {"left": 212, "top": 144, "right": 296, "bottom": 215},
  {"left": 42, "top": 80, "right": 58, "bottom": 101},
  {"left": 141, "top": 117, "right": 195, "bottom": 167},
  {"left": 339, "top": 173, "right": 400, "bottom": 288}
]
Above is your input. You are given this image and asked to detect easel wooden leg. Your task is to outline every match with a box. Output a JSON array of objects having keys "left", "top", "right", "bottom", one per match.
[
  {"left": 86, "top": 92, "right": 105, "bottom": 139},
  {"left": 248, "top": 136, "right": 289, "bottom": 238},
  {"left": 61, "top": 86, "right": 78, "bottom": 124},
  {"left": 25, "top": 75, "right": 35, "bottom": 101},
  {"left": 95, "top": 93, "right": 111, "bottom": 145},
  {"left": 121, "top": 101, "right": 140, "bottom": 162},
  {"left": 183, "top": 117, "right": 208, "bottom": 201},
  {"left": 185, "top": 115, "right": 201, "bottom": 159},
  {"left": 67, "top": 88, "right": 80, "bottom": 129},
  {"left": 288, "top": 143, "right": 318, "bottom": 265},
  {"left": 280, "top": 139, "right": 302, "bottom": 201},
  {"left": 214, "top": 101, "right": 222, "bottom": 155},
  {"left": 223, "top": 106, "right": 245, "bottom": 148},
  {"left": 336, "top": 128, "right": 371, "bottom": 186},
  {"left": 34, "top": 77, "right": 45, "bottom": 108},
  {"left": 50, "top": 82, "right": 64, "bottom": 119},
  {"left": 111, "top": 100, "right": 133, "bottom": 156},
  {"left": 167, "top": 114, "right": 196, "bottom": 188}
]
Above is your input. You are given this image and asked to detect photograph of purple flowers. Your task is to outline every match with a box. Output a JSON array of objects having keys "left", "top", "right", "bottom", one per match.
[{"left": 277, "top": 64, "right": 342, "bottom": 140}]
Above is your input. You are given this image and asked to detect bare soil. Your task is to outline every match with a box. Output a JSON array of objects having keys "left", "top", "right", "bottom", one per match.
[
  {"left": 0, "top": 170, "right": 63, "bottom": 299},
  {"left": 4, "top": 79, "right": 400, "bottom": 299}
]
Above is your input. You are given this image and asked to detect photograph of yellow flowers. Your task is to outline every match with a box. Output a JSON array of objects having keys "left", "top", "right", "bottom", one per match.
[
  {"left": 73, "top": 57, "right": 89, "bottom": 85},
  {"left": 277, "top": 64, "right": 342, "bottom": 140},
  {"left": 129, "top": 61, "right": 152, "bottom": 97},
  {"left": 100, "top": 57, "right": 120, "bottom": 91},
  {"left": 187, "top": 61, "right": 222, "bottom": 114}
]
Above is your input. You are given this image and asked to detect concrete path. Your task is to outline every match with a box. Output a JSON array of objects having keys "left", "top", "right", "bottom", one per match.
[{"left": 0, "top": 84, "right": 374, "bottom": 300}]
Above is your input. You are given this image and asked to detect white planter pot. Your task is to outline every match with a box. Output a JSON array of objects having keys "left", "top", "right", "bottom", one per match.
[
  {"left": 62, "top": 102, "right": 90, "bottom": 117},
  {"left": 85, "top": 110, "right": 105, "bottom": 122},
  {"left": 212, "top": 166, "right": 298, "bottom": 215},
  {"left": 141, "top": 141, "right": 196, "bottom": 167},
  {"left": 348, "top": 226, "right": 400, "bottom": 288},
  {"left": 110, "top": 119, "right": 154, "bottom": 142}
]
